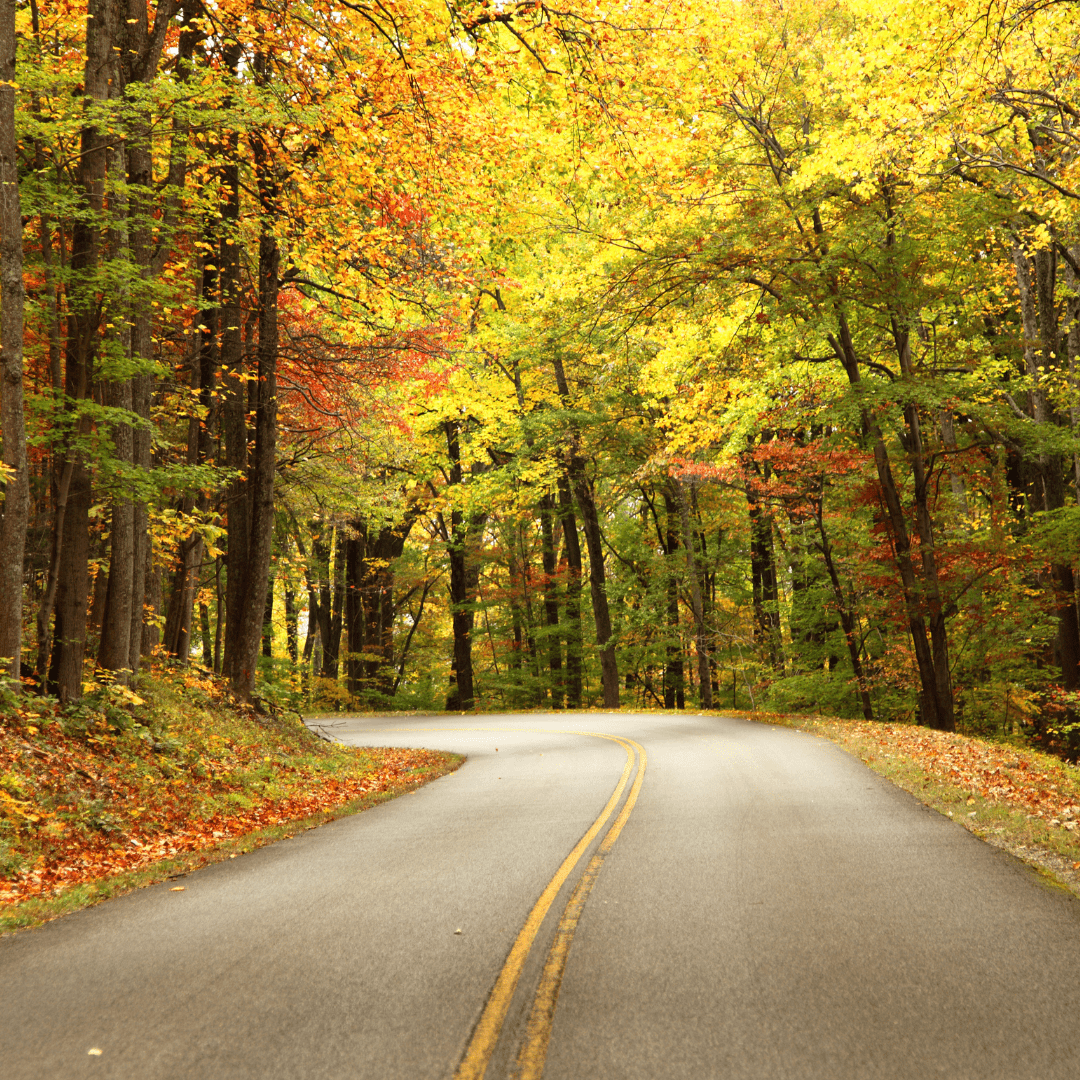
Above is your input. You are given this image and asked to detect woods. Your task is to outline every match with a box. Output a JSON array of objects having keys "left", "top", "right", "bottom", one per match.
[{"left": 1, "top": 0, "right": 1078, "bottom": 745}]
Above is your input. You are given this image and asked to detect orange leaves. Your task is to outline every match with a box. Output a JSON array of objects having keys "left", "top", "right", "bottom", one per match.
[
  {"left": 859, "top": 723, "right": 1080, "bottom": 826},
  {"left": 0, "top": 665, "right": 458, "bottom": 908},
  {"left": 0, "top": 744, "right": 452, "bottom": 906}
]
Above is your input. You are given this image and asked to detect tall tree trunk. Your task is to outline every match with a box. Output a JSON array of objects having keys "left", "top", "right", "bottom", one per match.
[
  {"left": 97, "top": 0, "right": 178, "bottom": 680},
  {"left": 128, "top": 0, "right": 184, "bottom": 678},
  {"left": 221, "top": 95, "right": 278, "bottom": 701},
  {"left": 143, "top": 544, "right": 162, "bottom": 654},
  {"left": 199, "top": 602, "right": 213, "bottom": 667},
  {"left": 443, "top": 421, "right": 483, "bottom": 710},
  {"left": 1015, "top": 245, "right": 1080, "bottom": 702},
  {"left": 262, "top": 570, "right": 275, "bottom": 658},
  {"left": 98, "top": 285, "right": 135, "bottom": 677},
  {"left": 36, "top": 461, "right": 73, "bottom": 682},
  {"left": 812, "top": 503, "right": 873, "bottom": 721},
  {"left": 313, "top": 526, "right": 334, "bottom": 677},
  {"left": 446, "top": 527, "right": 475, "bottom": 709},
  {"left": 539, "top": 494, "right": 562, "bottom": 707},
  {"left": 674, "top": 478, "right": 712, "bottom": 709},
  {"left": 557, "top": 474, "right": 584, "bottom": 708},
  {"left": 345, "top": 521, "right": 366, "bottom": 695},
  {"left": 0, "top": 0, "right": 28, "bottom": 682},
  {"left": 828, "top": 313, "right": 955, "bottom": 730},
  {"left": 225, "top": 220, "right": 278, "bottom": 700},
  {"left": 371, "top": 515, "right": 415, "bottom": 697},
  {"left": 284, "top": 581, "right": 298, "bottom": 665},
  {"left": 662, "top": 491, "right": 685, "bottom": 709},
  {"left": 747, "top": 480, "right": 783, "bottom": 672},
  {"left": 324, "top": 529, "right": 345, "bottom": 678},
  {"left": 550, "top": 353, "right": 616, "bottom": 707},
  {"left": 162, "top": 533, "right": 203, "bottom": 662},
  {"left": 49, "top": 0, "right": 118, "bottom": 700},
  {"left": 569, "top": 464, "right": 619, "bottom": 708},
  {"left": 49, "top": 462, "right": 92, "bottom": 702},
  {"left": 302, "top": 585, "right": 316, "bottom": 667},
  {"left": 377, "top": 558, "right": 396, "bottom": 698}
]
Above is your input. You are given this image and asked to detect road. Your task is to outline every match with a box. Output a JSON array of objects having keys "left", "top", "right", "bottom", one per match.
[{"left": 4, "top": 712, "right": 1080, "bottom": 1079}]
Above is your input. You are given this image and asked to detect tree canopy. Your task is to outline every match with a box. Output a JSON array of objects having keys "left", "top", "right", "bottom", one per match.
[{"left": 2, "top": 0, "right": 1079, "bottom": 747}]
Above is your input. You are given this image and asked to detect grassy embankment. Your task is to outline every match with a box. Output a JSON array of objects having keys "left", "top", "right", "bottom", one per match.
[{"left": 0, "top": 664, "right": 461, "bottom": 934}]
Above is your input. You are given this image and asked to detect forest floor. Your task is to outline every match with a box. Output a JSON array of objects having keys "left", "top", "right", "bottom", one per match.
[
  {"left": 0, "top": 664, "right": 462, "bottom": 934},
  {"left": 744, "top": 710, "right": 1080, "bottom": 898}
]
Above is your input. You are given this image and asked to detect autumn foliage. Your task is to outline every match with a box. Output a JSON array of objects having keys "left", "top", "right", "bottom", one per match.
[
  {"left": 0, "top": 662, "right": 460, "bottom": 907},
  {"left": 0, "top": 0, "right": 1077, "bottom": 778}
]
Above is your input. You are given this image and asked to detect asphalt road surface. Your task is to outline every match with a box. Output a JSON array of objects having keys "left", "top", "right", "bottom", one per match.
[{"left": 5, "top": 712, "right": 1080, "bottom": 1080}]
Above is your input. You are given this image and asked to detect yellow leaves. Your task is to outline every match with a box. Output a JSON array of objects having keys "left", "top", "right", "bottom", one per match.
[
  {"left": 0, "top": 788, "right": 41, "bottom": 826},
  {"left": 113, "top": 685, "right": 146, "bottom": 709},
  {"left": 1028, "top": 222, "right": 1054, "bottom": 253}
]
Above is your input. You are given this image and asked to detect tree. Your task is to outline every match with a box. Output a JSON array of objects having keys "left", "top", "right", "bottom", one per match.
[{"left": 0, "top": 0, "right": 28, "bottom": 682}]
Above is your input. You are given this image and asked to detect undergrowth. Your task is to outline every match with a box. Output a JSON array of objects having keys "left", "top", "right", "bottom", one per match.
[{"left": 0, "top": 660, "right": 461, "bottom": 929}]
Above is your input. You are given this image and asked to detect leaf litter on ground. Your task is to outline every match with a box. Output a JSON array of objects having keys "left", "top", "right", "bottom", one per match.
[{"left": 0, "top": 662, "right": 461, "bottom": 927}]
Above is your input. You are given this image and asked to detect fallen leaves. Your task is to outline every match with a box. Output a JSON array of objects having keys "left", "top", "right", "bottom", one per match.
[
  {"left": 1, "top": 665, "right": 461, "bottom": 910},
  {"left": 846, "top": 723, "right": 1080, "bottom": 825},
  {"left": 0, "top": 743, "right": 456, "bottom": 906}
]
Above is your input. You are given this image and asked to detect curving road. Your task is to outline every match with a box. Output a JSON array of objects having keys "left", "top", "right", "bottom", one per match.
[{"left": 4, "top": 712, "right": 1080, "bottom": 1079}]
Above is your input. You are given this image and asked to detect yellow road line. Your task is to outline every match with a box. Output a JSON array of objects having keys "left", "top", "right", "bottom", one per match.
[
  {"left": 452, "top": 732, "right": 639, "bottom": 1080},
  {"left": 514, "top": 739, "right": 647, "bottom": 1080}
]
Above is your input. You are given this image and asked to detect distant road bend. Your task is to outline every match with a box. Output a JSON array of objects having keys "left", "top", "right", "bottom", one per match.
[{"left": 4, "top": 712, "right": 1080, "bottom": 1079}]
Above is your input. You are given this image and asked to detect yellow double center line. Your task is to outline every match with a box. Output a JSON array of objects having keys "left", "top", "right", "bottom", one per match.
[{"left": 453, "top": 731, "right": 647, "bottom": 1080}]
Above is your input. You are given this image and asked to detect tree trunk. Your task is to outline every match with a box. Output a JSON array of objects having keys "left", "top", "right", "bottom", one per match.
[
  {"left": 48, "top": 0, "right": 118, "bottom": 701},
  {"left": 446, "top": 530, "right": 476, "bottom": 709},
  {"left": 162, "top": 533, "right": 203, "bottom": 663},
  {"left": 199, "top": 602, "right": 213, "bottom": 667},
  {"left": 674, "top": 478, "right": 712, "bottom": 709},
  {"left": 661, "top": 491, "right": 685, "bottom": 709},
  {"left": 284, "top": 580, "right": 298, "bottom": 665},
  {"left": 143, "top": 544, "right": 162, "bottom": 654},
  {"left": 261, "top": 570, "right": 275, "bottom": 658},
  {"left": 550, "top": 353, "right": 616, "bottom": 707},
  {"left": 813, "top": 505, "right": 873, "bottom": 721},
  {"left": 557, "top": 475, "right": 584, "bottom": 708},
  {"left": 98, "top": 372, "right": 135, "bottom": 677},
  {"left": 225, "top": 221, "right": 278, "bottom": 700},
  {"left": 48, "top": 463, "right": 92, "bottom": 702},
  {"left": 97, "top": 0, "right": 168, "bottom": 682},
  {"left": 222, "top": 105, "right": 278, "bottom": 701},
  {"left": 325, "top": 529, "right": 345, "bottom": 677},
  {"left": 539, "top": 494, "right": 562, "bottom": 707},
  {"left": 377, "top": 558, "right": 396, "bottom": 698},
  {"left": 443, "top": 421, "right": 483, "bottom": 710},
  {"left": 569, "top": 464, "right": 619, "bottom": 708},
  {"left": 1014, "top": 245, "right": 1080, "bottom": 702},
  {"left": 345, "top": 522, "right": 366, "bottom": 695},
  {"left": 828, "top": 314, "right": 955, "bottom": 730},
  {"left": 748, "top": 499, "right": 783, "bottom": 672},
  {"left": 312, "top": 526, "right": 334, "bottom": 678},
  {"left": 0, "top": 0, "right": 29, "bottom": 682}
]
